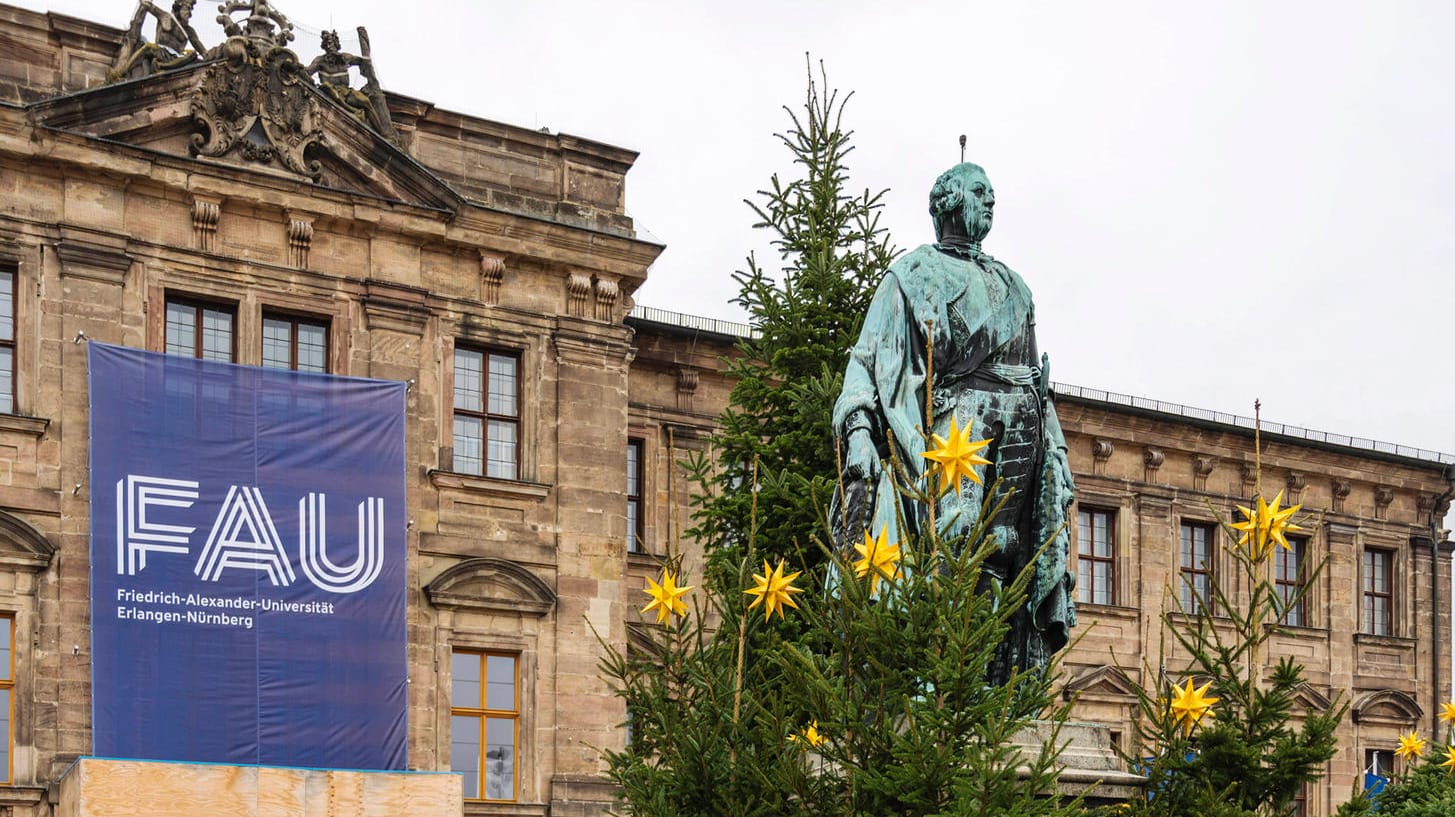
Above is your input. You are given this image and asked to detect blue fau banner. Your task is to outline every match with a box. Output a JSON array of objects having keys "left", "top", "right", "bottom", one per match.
[{"left": 88, "top": 343, "right": 406, "bottom": 770}]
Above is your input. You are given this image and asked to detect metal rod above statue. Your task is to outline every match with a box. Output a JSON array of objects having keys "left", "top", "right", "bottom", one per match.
[{"left": 831, "top": 162, "right": 1077, "bottom": 685}]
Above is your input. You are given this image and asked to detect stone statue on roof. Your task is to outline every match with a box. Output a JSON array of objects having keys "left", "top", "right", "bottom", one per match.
[
  {"left": 111, "top": 0, "right": 209, "bottom": 80},
  {"left": 305, "top": 28, "right": 400, "bottom": 144},
  {"left": 831, "top": 161, "right": 1077, "bottom": 685}
]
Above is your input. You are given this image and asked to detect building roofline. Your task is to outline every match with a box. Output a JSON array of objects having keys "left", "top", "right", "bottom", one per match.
[{"left": 630, "top": 304, "right": 1455, "bottom": 469}]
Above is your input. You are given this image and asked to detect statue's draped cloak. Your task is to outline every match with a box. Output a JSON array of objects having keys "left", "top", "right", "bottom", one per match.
[{"left": 833, "top": 243, "right": 1077, "bottom": 661}]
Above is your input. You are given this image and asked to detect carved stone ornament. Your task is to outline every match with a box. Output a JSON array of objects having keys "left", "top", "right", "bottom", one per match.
[
  {"left": 1142, "top": 447, "right": 1164, "bottom": 482},
  {"left": 1373, "top": 486, "right": 1395, "bottom": 521},
  {"left": 190, "top": 6, "right": 323, "bottom": 179},
  {"left": 479, "top": 254, "right": 505, "bottom": 304},
  {"left": 594, "top": 276, "right": 619, "bottom": 321},
  {"left": 1331, "top": 479, "right": 1351, "bottom": 513},
  {"left": 566, "top": 272, "right": 592, "bottom": 318}
]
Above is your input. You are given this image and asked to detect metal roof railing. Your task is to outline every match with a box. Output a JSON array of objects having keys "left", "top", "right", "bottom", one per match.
[{"left": 629, "top": 305, "right": 1455, "bottom": 467}]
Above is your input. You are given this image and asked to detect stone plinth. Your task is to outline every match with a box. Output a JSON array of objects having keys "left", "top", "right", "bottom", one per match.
[
  {"left": 1013, "top": 720, "right": 1143, "bottom": 806},
  {"left": 54, "top": 758, "right": 462, "bottom": 817}
]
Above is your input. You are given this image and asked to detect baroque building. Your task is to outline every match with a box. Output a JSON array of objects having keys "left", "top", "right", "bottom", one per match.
[{"left": 0, "top": 3, "right": 1448, "bottom": 817}]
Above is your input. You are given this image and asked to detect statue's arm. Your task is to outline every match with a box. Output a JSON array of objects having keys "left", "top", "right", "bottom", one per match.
[{"left": 835, "top": 276, "right": 906, "bottom": 480}]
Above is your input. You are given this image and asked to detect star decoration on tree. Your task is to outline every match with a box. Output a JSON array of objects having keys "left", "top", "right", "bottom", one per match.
[
  {"left": 1441, "top": 744, "right": 1455, "bottom": 775},
  {"left": 1231, "top": 489, "right": 1304, "bottom": 558},
  {"left": 920, "top": 416, "right": 992, "bottom": 497},
  {"left": 1440, "top": 701, "right": 1455, "bottom": 726},
  {"left": 789, "top": 720, "right": 826, "bottom": 748},
  {"left": 642, "top": 569, "right": 692, "bottom": 625},
  {"left": 1395, "top": 731, "right": 1426, "bottom": 761},
  {"left": 852, "top": 526, "right": 902, "bottom": 593},
  {"left": 1167, "top": 678, "right": 1219, "bottom": 735},
  {"left": 744, "top": 558, "right": 804, "bottom": 620}
]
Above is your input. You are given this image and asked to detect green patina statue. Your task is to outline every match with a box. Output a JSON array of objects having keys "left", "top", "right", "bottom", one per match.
[{"left": 832, "top": 162, "right": 1076, "bottom": 684}]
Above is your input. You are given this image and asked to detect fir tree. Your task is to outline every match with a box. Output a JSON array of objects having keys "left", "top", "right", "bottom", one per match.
[
  {"left": 1114, "top": 429, "right": 1345, "bottom": 817},
  {"left": 684, "top": 58, "right": 896, "bottom": 579}
]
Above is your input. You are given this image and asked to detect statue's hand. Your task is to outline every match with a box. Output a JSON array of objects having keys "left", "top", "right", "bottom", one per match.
[{"left": 843, "top": 428, "right": 880, "bottom": 483}]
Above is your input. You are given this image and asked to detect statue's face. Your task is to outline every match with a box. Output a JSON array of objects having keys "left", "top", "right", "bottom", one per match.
[
  {"left": 961, "top": 169, "right": 995, "bottom": 243},
  {"left": 322, "top": 32, "right": 340, "bottom": 53},
  {"left": 175, "top": 0, "right": 193, "bottom": 21}
]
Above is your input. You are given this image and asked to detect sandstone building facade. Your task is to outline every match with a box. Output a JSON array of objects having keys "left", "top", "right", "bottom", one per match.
[{"left": 0, "top": 4, "right": 1449, "bottom": 817}]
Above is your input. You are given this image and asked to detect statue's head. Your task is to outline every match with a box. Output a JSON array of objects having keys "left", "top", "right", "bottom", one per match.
[
  {"left": 321, "top": 30, "right": 341, "bottom": 53},
  {"left": 929, "top": 162, "right": 995, "bottom": 245},
  {"left": 173, "top": 0, "right": 194, "bottom": 21}
]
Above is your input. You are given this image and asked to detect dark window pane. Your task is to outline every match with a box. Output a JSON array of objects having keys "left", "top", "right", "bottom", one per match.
[
  {"left": 201, "top": 307, "right": 232, "bottom": 362},
  {"left": 296, "top": 322, "right": 327, "bottom": 372},
  {"left": 262, "top": 317, "right": 291, "bottom": 369},
  {"left": 486, "top": 655, "right": 515, "bottom": 711},
  {"left": 165, "top": 302, "right": 195, "bottom": 356},
  {"left": 484, "top": 718, "right": 515, "bottom": 800},
  {"left": 0, "top": 347, "right": 11, "bottom": 414},
  {"left": 486, "top": 419, "right": 516, "bottom": 479},
  {"left": 454, "top": 349, "right": 483, "bottom": 412},
  {"left": 0, "top": 269, "right": 12, "bottom": 341},
  {"left": 451, "top": 715, "right": 481, "bottom": 799},
  {"left": 488, "top": 354, "right": 517, "bottom": 416},
  {"left": 451, "top": 652, "right": 480, "bottom": 708},
  {"left": 453, "top": 416, "right": 483, "bottom": 475}
]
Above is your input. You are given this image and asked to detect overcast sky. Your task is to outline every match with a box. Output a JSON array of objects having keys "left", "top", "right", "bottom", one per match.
[{"left": 22, "top": 0, "right": 1455, "bottom": 457}]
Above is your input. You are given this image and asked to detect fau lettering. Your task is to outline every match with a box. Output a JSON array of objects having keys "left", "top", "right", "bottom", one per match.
[{"left": 116, "top": 475, "right": 386, "bottom": 595}]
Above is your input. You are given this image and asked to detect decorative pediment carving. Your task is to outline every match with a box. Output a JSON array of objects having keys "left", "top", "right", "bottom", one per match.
[
  {"left": 1351, "top": 688, "right": 1422, "bottom": 726},
  {"left": 425, "top": 557, "right": 556, "bottom": 617},
  {"left": 0, "top": 511, "right": 57, "bottom": 572},
  {"left": 1062, "top": 664, "right": 1137, "bottom": 701},
  {"left": 1290, "top": 682, "right": 1332, "bottom": 712}
]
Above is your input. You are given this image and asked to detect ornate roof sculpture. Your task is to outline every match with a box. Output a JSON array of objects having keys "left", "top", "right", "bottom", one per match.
[{"left": 109, "top": 0, "right": 402, "bottom": 179}]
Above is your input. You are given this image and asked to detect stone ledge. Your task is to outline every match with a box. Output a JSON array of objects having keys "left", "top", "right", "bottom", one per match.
[
  {"left": 429, "top": 469, "right": 551, "bottom": 500},
  {"left": 464, "top": 801, "right": 548, "bottom": 817},
  {"left": 0, "top": 413, "right": 48, "bottom": 437}
]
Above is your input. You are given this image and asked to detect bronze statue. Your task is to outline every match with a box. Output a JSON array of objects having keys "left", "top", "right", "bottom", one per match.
[
  {"left": 305, "top": 28, "right": 400, "bottom": 143},
  {"left": 215, "top": 0, "right": 294, "bottom": 48},
  {"left": 832, "top": 162, "right": 1076, "bottom": 684},
  {"left": 111, "top": 0, "right": 209, "bottom": 80}
]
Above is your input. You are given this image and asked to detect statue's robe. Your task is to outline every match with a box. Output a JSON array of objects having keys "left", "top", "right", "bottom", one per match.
[{"left": 832, "top": 243, "right": 1077, "bottom": 676}]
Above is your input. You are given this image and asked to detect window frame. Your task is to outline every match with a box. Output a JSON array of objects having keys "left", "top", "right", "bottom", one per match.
[
  {"left": 627, "top": 438, "right": 644, "bottom": 553},
  {"left": 1076, "top": 506, "right": 1117, "bottom": 606},
  {"left": 0, "top": 263, "right": 14, "bottom": 415},
  {"left": 0, "top": 614, "right": 11, "bottom": 785},
  {"left": 260, "top": 310, "right": 330, "bottom": 373},
  {"left": 1179, "top": 521, "right": 1216, "bottom": 615},
  {"left": 1363, "top": 548, "right": 1395, "bottom": 636},
  {"left": 451, "top": 346, "right": 521, "bottom": 480},
  {"left": 451, "top": 649, "right": 520, "bottom": 803},
  {"left": 164, "top": 295, "right": 237, "bottom": 362},
  {"left": 1274, "top": 536, "right": 1308, "bottom": 627}
]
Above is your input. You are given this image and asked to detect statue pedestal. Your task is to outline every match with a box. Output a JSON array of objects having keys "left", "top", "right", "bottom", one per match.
[{"left": 1012, "top": 720, "right": 1144, "bottom": 806}]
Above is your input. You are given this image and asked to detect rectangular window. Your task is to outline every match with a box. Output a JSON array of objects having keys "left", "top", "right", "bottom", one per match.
[
  {"left": 165, "top": 297, "right": 235, "bottom": 362},
  {"left": 1292, "top": 783, "right": 1307, "bottom": 817},
  {"left": 0, "top": 265, "right": 13, "bottom": 414},
  {"left": 1366, "top": 748, "right": 1392, "bottom": 783},
  {"left": 627, "top": 438, "right": 644, "bottom": 553},
  {"left": 1180, "top": 522, "right": 1214, "bottom": 615},
  {"left": 1364, "top": 549, "right": 1393, "bottom": 636},
  {"left": 451, "top": 650, "right": 518, "bottom": 802},
  {"left": 1077, "top": 507, "right": 1116, "bottom": 605},
  {"left": 261, "top": 313, "right": 328, "bottom": 373},
  {"left": 1274, "top": 536, "right": 1307, "bottom": 627},
  {"left": 452, "top": 348, "right": 519, "bottom": 479}
]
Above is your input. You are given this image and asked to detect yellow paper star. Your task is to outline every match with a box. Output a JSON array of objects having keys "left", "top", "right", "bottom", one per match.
[
  {"left": 852, "top": 526, "right": 902, "bottom": 593},
  {"left": 1167, "top": 678, "right": 1219, "bottom": 735},
  {"left": 745, "top": 559, "right": 804, "bottom": 620},
  {"left": 789, "top": 720, "right": 826, "bottom": 748},
  {"left": 1395, "top": 731, "right": 1426, "bottom": 762},
  {"left": 1442, "top": 744, "right": 1455, "bottom": 775},
  {"left": 1231, "top": 490, "right": 1304, "bottom": 558},
  {"left": 1440, "top": 701, "right": 1455, "bottom": 725},
  {"left": 1264, "top": 489, "right": 1304, "bottom": 551},
  {"left": 642, "top": 569, "right": 692, "bottom": 625},
  {"left": 920, "top": 416, "right": 993, "bottom": 497}
]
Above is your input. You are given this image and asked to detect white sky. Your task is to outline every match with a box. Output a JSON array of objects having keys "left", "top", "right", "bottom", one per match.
[{"left": 21, "top": 0, "right": 1455, "bottom": 456}]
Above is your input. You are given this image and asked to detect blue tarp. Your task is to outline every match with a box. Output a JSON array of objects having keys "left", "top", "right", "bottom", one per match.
[{"left": 88, "top": 343, "right": 407, "bottom": 770}]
